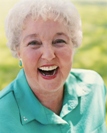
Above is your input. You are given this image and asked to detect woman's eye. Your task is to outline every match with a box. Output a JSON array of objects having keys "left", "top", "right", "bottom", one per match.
[
  {"left": 28, "top": 41, "right": 41, "bottom": 46},
  {"left": 52, "top": 39, "right": 67, "bottom": 47},
  {"left": 54, "top": 39, "right": 66, "bottom": 44}
]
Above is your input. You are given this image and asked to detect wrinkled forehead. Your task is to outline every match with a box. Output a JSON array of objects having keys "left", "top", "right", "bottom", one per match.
[{"left": 21, "top": 15, "right": 71, "bottom": 43}]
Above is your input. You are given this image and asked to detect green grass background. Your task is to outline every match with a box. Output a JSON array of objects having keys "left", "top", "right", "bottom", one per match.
[{"left": 0, "top": 0, "right": 107, "bottom": 126}]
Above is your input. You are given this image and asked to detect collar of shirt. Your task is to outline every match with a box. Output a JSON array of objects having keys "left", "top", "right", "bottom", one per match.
[{"left": 14, "top": 69, "right": 91, "bottom": 125}]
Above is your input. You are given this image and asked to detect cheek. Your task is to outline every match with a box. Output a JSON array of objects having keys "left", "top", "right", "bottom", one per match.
[
  {"left": 57, "top": 47, "right": 73, "bottom": 63},
  {"left": 21, "top": 48, "right": 41, "bottom": 66},
  {"left": 56, "top": 47, "right": 73, "bottom": 78}
]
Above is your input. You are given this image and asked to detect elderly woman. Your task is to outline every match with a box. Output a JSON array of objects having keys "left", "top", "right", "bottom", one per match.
[{"left": 0, "top": 0, "right": 106, "bottom": 132}]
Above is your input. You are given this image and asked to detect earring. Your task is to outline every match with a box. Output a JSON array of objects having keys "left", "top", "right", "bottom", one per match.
[{"left": 19, "top": 59, "right": 23, "bottom": 68}]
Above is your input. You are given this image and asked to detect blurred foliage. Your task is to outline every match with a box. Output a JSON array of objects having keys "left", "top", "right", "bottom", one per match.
[
  {"left": 0, "top": 0, "right": 107, "bottom": 126},
  {"left": 72, "top": 3, "right": 107, "bottom": 86},
  {"left": 0, "top": 0, "right": 19, "bottom": 89}
]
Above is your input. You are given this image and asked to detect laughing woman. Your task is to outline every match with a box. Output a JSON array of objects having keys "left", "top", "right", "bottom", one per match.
[{"left": 0, "top": 0, "right": 106, "bottom": 133}]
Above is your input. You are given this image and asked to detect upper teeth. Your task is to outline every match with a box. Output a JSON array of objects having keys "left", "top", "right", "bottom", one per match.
[{"left": 39, "top": 66, "right": 58, "bottom": 71}]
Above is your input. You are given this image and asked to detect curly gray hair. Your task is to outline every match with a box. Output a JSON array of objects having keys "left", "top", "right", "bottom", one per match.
[{"left": 5, "top": 0, "right": 82, "bottom": 58}]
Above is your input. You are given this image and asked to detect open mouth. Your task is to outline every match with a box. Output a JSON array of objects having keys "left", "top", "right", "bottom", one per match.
[{"left": 38, "top": 66, "right": 59, "bottom": 77}]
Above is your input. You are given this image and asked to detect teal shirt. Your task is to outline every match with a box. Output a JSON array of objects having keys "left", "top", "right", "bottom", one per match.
[{"left": 0, "top": 69, "right": 106, "bottom": 133}]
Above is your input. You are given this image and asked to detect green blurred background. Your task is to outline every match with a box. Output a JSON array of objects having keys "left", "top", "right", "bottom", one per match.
[{"left": 0, "top": 0, "right": 107, "bottom": 126}]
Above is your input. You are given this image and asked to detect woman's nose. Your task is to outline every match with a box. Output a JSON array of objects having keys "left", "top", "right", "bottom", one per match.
[{"left": 41, "top": 45, "right": 55, "bottom": 61}]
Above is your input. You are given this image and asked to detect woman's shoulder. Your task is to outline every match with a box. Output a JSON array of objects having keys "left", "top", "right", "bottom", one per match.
[
  {"left": 0, "top": 80, "right": 16, "bottom": 110},
  {"left": 0, "top": 69, "right": 25, "bottom": 102},
  {"left": 0, "top": 84, "right": 20, "bottom": 131},
  {"left": 71, "top": 68, "right": 105, "bottom": 85},
  {"left": 0, "top": 80, "right": 14, "bottom": 98},
  {"left": 0, "top": 82, "right": 19, "bottom": 123},
  {"left": 70, "top": 69, "right": 106, "bottom": 97}
]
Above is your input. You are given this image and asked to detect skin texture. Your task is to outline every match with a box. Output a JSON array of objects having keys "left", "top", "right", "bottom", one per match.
[{"left": 17, "top": 17, "right": 74, "bottom": 114}]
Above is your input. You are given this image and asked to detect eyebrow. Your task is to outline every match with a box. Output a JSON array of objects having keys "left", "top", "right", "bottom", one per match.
[
  {"left": 56, "top": 32, "right": 69, "bottom": 40},
  {"left": 23, "top": 32, "right": 69, "bottom": 42},
  {"left": 23, "top": 33, "right": 38, "bottom": 42}
]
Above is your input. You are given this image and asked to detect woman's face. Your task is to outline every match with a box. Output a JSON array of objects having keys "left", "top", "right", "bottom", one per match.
[{"left": 18, "top": 17, "right": 74, "bottom": 93}]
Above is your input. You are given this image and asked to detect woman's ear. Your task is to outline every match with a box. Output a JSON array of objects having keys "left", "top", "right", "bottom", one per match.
[{"left": 16, "top": 47, "right": 21, "bottom": 59}]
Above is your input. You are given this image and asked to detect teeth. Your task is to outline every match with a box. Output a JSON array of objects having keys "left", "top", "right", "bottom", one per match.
[{"left": 39, "top": 66, "right": 58, "bottom": 71}]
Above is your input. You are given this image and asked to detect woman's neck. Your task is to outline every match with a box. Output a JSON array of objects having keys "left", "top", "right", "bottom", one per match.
[{"left": 33, "top": 88, "right": 64, "bottom": 115}]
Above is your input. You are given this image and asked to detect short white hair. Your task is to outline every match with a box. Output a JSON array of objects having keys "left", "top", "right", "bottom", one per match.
[{"left": 5, "top": 0, "right": 82, "bottom": 58}]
